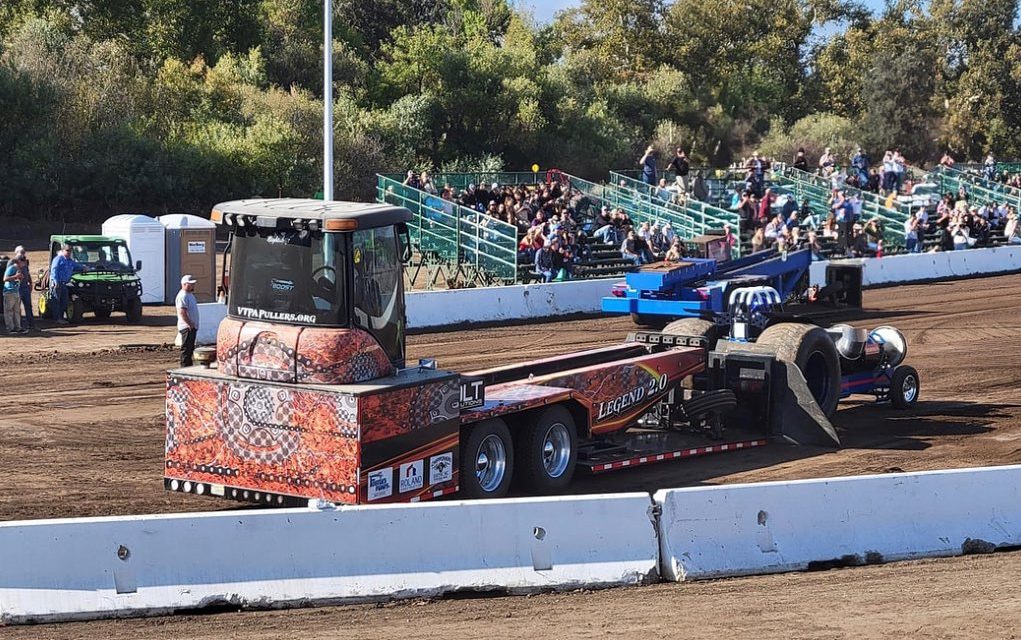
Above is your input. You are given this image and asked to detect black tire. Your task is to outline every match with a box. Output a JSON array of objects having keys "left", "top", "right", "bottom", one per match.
[
  {"left": 662, "top": 317, "right": 720, "bottom": 348},
  {"left": 69, "top": 297, "right": 84, "bottom": 324},
  {"left": 460, "top": 418, "right": 514, "bottom": 499},
  {"left": 515, "top": 405, "right": 578, "bottom": 494},
  {"left": 890, "top": 365, "right": 920, "bottom": 409},
  {"left": 125, "top": 297, "right": 143, "bottom": 324},
  {"left": 681, "top": 389, "right": 738, "bottom": 421},
  {"left": 94, "top": 305, "right": 112, "bottom": 319},
  {"left": 630, "top": 312, "right": 667, "bottom": 329},
  {"left": 756, "top": 322, "right": 841, "bottom": 417}
]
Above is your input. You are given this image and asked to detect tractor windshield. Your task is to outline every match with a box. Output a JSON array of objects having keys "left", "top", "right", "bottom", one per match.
[
  {"left": 69, "top": 242, "right": 134, "bottom": 273},
  {"left": 229, "top": 229, "right": 347, "bottom": 326}
]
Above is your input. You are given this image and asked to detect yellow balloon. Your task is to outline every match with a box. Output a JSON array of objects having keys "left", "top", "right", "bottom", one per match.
[{"left": 531, "top": 163, "right": 540, "bottom": 173}]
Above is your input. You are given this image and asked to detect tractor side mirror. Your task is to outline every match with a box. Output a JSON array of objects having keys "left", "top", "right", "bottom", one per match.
[
  {"left": 397, "top": 222, "right": 412, "bottom": 263},
  {"left": 135, "top": 260, "right": 142, "bottom": 271}
]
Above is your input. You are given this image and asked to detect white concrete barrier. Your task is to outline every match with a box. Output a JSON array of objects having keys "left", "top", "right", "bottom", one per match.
[
  {"left": 0, "top": 493, "right": 657, "bottom": 624},
  {"left": 656, "top": 465, "right": 1021, "bottom": 581},
  {"left": 809, "top": 245, "right": 1021, "bottom": 288},
  {"left": 406, "top": 278, "right": 616, "bottom": 329}
]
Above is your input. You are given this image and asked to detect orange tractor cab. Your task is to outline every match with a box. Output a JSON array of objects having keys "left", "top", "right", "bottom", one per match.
[{"left": 164, "top": 199, "right": 911, "bottom": 506}]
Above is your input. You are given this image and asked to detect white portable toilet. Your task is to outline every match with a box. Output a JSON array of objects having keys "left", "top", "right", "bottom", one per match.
[
  {"left": 102, "top": 214, "right": 166, "bottom": 304},
  {"left": 157, "top": 214, "right": 217, "bottom": 303}
]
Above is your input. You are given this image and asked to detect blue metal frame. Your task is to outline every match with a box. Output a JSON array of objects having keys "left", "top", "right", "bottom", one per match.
[{"left": 602, "top": 249, "right": 813, "bottom": 320}]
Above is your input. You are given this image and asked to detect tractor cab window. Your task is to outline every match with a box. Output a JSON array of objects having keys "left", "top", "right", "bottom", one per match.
[
  {"left": 352, "top": 226, "right": 404, "bottom": 365},
  {"left": 229, "top": 229, "right": 347, "bottom": 326}
]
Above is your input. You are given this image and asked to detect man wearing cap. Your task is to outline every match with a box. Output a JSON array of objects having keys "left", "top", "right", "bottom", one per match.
[
  {"left": 49, "top": 243, "right": 86, "bottom": 324},
  {"left": 176, "top": 275, "right": 200, "bottom": 367}
]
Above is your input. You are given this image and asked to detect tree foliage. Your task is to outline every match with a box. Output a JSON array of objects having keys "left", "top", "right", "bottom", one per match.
[{"left": 3, "top": 0, "right": 1021, "bottom": 221}]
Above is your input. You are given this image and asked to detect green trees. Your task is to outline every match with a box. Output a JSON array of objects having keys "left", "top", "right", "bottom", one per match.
[{"left": 4, "top": 0, "right": 1021, "bottom": 222}]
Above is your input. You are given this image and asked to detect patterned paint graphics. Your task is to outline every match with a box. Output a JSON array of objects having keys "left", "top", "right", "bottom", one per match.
[
  {"left": 166, "top": 374, "right": 360, "bottom": 504},
  {"left": 215, "top": 317, "right": 393, "bottom": 384},
  {"left": 359, "top": 379, "right": 460, "bottom": 445}
]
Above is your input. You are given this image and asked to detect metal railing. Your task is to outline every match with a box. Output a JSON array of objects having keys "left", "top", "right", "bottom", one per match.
[
  {"left": 772, "top": 165, "right": 906, "bottom": 248},
  {"left": 607, "top": 171, "right": 742, "bottom": 248},
  {"left": 376, "top": 175, "right": 518, "bottom": 286},
  {"left": 930, "top": 166, "right": 1021, "bottom": 208},
  {"left": 382, "top": 172, "right": 546, "bottom": 191}
]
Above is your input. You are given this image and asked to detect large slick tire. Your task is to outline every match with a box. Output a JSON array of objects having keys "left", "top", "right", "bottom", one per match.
[
  {"left": 662, "top": 317, "right": 720, "bottom": 348},
  {"left": 756, "top": 322, "right": 841, "bottom": 417},
  {"left": 631, "top": 313, "right": 667, "bottom": 329},
  {"left": 515, "top": 405, "right": 577, "bottom": 494},
  {"left": 460, "top": 418, "right": 514, "bottom": 499},
  {"left": 125, "top": 297, "right": 143, "bottom": 324},
  {"left": 890, "top": 365, "right": 920, "bottom": 409}
]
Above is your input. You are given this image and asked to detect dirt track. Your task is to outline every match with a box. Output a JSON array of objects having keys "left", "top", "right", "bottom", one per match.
[{"left": 2, "top": 270, "right": 1020, "bottom": 638}]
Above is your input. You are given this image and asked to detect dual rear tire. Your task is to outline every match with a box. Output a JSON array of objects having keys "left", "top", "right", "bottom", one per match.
[{"left": 459, "top": 405, "right": 578, "bottom": 499}]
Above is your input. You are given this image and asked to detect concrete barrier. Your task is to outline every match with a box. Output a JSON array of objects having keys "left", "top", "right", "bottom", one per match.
[
  {"left": 809, "top": 245, "right": 1021, "bottom": 288},
  {"left": 0, "top": 493, "right": 657, "bottom": 624},
  {"left": 406, "top": 278, "right": 616, "bottom": 329},
  {"left": 656, "top": 465, "right": 1021, "bottom": 581}
]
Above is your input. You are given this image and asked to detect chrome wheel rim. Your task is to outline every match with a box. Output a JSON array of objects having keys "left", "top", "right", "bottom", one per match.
[
  {"left": 475, "top": 434, "right": 506, "bottom": 493},
  {"left": 541, "top": 422, "right": 572, "bottom": 479},
  {"left": 902, "top": 375, "right": 918, "bottom": 403}
]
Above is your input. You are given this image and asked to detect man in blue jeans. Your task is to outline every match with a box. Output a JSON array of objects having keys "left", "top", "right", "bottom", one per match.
[{"left": 49, "top": 243, "right": 86, "bottom": 324}]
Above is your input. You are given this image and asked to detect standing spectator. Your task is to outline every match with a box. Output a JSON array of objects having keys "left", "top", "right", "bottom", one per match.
[
  {"left": 851, "top": 147, "right": 869, "bottom": 186},
  {"left": 793, "top": 147, "right": 809, "bottom": 173},
  {"left": 750, "top": 227, "right": 766, "bottom": 253},
  {"left": 3, "top": 255, "right": 27, "bottom": 334},
  {"left": 983, "top": 152, "right": 996, "bottom": 182},
  {"left": 939, "top": 151, "right": 955, "bottom": 168},
  {"left": 745, "top": 151, "right": 767, "bottom": 196},
  {"left": 402, "top": 170, "right": 421, "bottom": 189},
  {"left": 881, "top": 150, "right": 895, "bottom": 193},
  {"left": 12, "top": 247, "right": 34, "bottom": 331},
  {"left": 667, "top": 148, "right": 690, "bottom": 192},
  {"left": 1005, "top": 211, "right": 1021, "bottom": 244},
  {"left": 176, "top": 275, "right": 200, "bottom": 367},
  {"left": 639, "top": 145, "right": 657, "bottom": 186},
  {"left": 419, "top": 171, "right": 437, "bottom": 195},
  {"left": 656, "top": 178, "right": 673, "bottom": 203},
  {"left": 49, "top": 243, "right": 85, "bottom": 324},
  {"left": 818, "top": 147, "right": 835, "bottom": 176},
  {"left": 892, "top": 149, "right": 906, "bottom": 193}
]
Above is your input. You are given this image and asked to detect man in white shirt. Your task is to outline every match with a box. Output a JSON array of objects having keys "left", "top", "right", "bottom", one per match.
[{"left": 176, "top": 275, "right": 200, "bottom": 367}]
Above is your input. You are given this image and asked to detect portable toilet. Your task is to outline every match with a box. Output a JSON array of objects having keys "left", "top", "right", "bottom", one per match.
[
  {"left": 158, "top": 214, "right": 217, "bottom": 303},
  {"left": 102, "top": 214, "right": 165, "bottom": 304}
]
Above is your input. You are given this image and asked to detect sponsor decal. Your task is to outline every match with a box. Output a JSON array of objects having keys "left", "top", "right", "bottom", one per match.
[
  {"left": 458, "top": 377, "right": 485, "bottom": 410},
  {"left": 187, "top": 241, "right": 207, "bottom": 254},
  {"left": 595, "top": 373, "right": 669, "bottom": 421},
  {"left": 367, "top": 467, "right": 393, "bottom": 501},
  {"left": 271, "top": 278, "right": 295, "bottom": 292},
  {"left": 265, "top": 234, "right": 292, "bottom": 245},
  {"left": 399, "top": 460, "right": 424, "bottom": 493},
  {"left": 429, "top": 452, "right": 453, "bottom": 484},
  {"left": 235, "top": 306, "right": 317, "bottom": 324}
]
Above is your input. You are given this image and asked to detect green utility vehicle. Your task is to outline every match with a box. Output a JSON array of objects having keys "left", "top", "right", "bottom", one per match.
[{"left": 38, "top": 235, "right": 144, "bottom": 323}]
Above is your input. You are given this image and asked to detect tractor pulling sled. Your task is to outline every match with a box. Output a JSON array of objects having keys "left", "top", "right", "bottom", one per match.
[{"left": 164, "top": 199, "right": 920, "bottom": 507}]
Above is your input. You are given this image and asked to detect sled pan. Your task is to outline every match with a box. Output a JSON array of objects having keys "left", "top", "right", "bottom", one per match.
[{"left": 712, "top": 341, "right": 840, "bottom": 447}]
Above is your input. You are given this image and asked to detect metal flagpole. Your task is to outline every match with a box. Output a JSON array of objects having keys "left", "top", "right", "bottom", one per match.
[{"left": 323, "top": 0, "right": 334, "bottom": 201}]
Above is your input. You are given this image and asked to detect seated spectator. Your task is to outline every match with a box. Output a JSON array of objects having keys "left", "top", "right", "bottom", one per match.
[
  {"left": 822, "top": 213, "right": 839, "bottom": 240},
  {"left": 655, "top": 178, "right": 673, "bottom": 203},
  {"left": 764, "top": 214, "right": 785, "bottom": 245},
  {"left": 534, "top": 243, "right": 556, "bottom": 282},
  {"left": 863, "top": 219, "right": 883, "bottom": 252},
  {"left": 721, "top": 223, "right": 736, "bottom": 254},
  {"left": 664, "top": 238, "right": 687, "bottom": 262},
  {"left": 622, "top": 230, "right": 654, "bottom": 266},
  {"left": 751, "top": 227, "right": 766, "bottom": 253},
  {"left": 951, "top": 219, "right": 971, "bottom": 251},
  {"left": 662, "top": 222, "right": 676, "bottom": 245},
  {"left": 818, "top": 147, "right": 835, "bottom": 176},
  {"left": 648, "top": 223, "right": 669, "bottom": 259}
]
